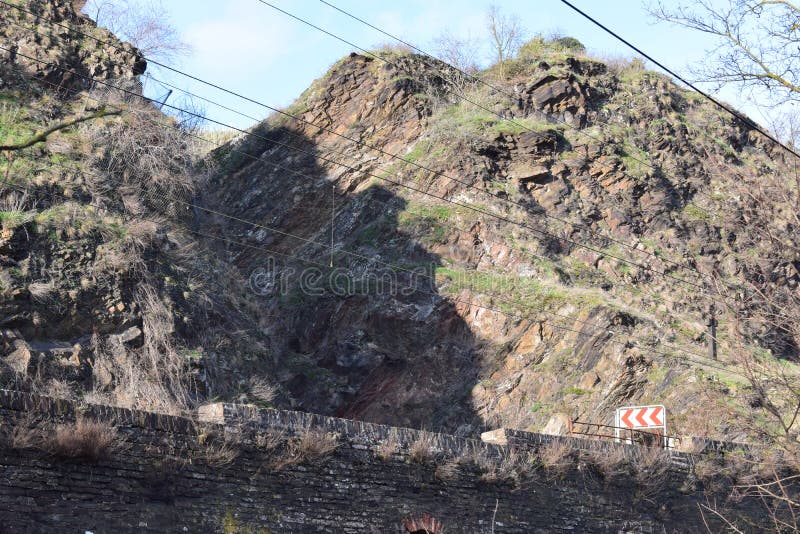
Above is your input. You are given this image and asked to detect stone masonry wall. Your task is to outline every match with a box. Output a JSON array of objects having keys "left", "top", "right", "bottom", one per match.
[{"left": 0, "top": 390, "right": 767, "bottom": 533}]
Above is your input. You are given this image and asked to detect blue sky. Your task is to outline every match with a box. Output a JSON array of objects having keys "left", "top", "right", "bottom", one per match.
[{"left": 108, "top": 0, "right": 751, "bottom": 130}]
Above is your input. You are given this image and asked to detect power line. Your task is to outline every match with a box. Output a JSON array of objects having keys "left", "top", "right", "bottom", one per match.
[
  {"left": 557, "top": 0, "right": 800, "bottom": 162},
  {"left": 3, "top": 0, "right": 757, "bottom": 292},
  {"left": 0, "top": 10, "right": 702, "bottom": 318},
  {"left": 0, "top": 17, "right": 715, "bottom": 298},
  {"left": 0, "top": 1, "right": 708, "bottom": 288},
  {"left": 266, "top": 0, "right": 744, "bottom": 273},
  {"left": 0, "top": 58, "right": 619, "bottom": 335},
  {"left": 254, "top": 0, "right": 791, "bottom": 350},
  {"left": 227, "top": 6, "right": 707, "bottom": 293},
  {"left": 0, "top": 41, "right": 733, "bottom": 345},
  {"left": 311, "top": 0, "right": 793, "bottom": 284},
  {"left": 6, "top": 57, "right": 738, "bottom": 373},
  {"left": 17, "top": 3, "right": 770, "bottom": 360}
]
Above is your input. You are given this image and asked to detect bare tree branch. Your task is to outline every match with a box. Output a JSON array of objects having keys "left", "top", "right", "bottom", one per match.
[
  {"left": 0, "top": 108, "right": 119, "bottom": 151},
  {"left": 485, "top": 5, "right": 523, "bottom": 77},
  {"left": 650, "top": 0, "right": 800, "bottom": 106},
  {"left": 84, "top": 0, "right": 191, "bottom": 63}
]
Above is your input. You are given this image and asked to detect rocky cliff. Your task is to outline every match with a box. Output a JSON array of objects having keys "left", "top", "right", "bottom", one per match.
[
  {"left": 202, "top": 45, "right": 796, "bottom": 438},
  {"left": 1, "top": 0, "right": 797, "bottom": 442}
]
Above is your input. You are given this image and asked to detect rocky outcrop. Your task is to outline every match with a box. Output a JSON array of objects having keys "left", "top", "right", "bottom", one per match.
[
  {"left": 0, "top": 5, "right": 794, "bottom": 443},
  {"left": 0, "top": 0, "right": 145, "bottom": 90}
]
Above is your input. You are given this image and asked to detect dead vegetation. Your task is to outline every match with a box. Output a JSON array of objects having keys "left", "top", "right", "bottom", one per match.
[
  {"left": 374, "top": 430, "right": 401, "bottom": 461},
  {"left": 631, "top": 446, "right": 672, "bottom": 499},
  {"left": 255, "top": 428, "right": 285, "bottom": 452},
  {"left": 583, "top": 443, "right": 632, "bottom": 482},
  {"left": 248, "top": 377, "right": 277, "bottom": 404},
  {"left": 408, "top": 433, "right": 438, "bottom": 464},
  {"left": 267, "top": 426, "right": 339, "bottom": 471},
  {"left": 45, "top": 417, "right": 122, "bottom": 462},
  {"left": 476, "top": 449, "right": 531, "bottom": 486},
  {"left": 539, "top": 439, "right": 576, "bottom": 478},
  {"left": 434, "top": 458, "right": 463, "bottom": 483},
  {"left": 2, "top": 412, "right": 122, "bottom": 463}
]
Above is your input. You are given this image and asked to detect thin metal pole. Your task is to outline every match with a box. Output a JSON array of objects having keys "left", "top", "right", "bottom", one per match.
[
  {"left": 707, "top": 302, "right": 718, "bottom": 360},
  {"left": 330, "top": 184, "right": 335, "bottom": 267}
]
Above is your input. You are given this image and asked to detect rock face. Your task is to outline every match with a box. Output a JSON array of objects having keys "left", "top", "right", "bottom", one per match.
[
  {"left": 0, "top": 0, "right": 145, "bottom": 89},
  {"left": 1, "top": 2, "right": 797, "bottom": 442},
  {"left": 201, "top": 47, "right": 796, "bottom": 439}
]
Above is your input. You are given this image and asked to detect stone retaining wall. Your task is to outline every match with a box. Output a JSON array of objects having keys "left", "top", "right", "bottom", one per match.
[{"left": 0, "top": 390, "right": 768, "bottom": 532}]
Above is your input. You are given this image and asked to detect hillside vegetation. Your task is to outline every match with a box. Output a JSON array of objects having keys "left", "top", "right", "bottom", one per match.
[{"left": 1, "top": 0, "right": 798, "bottom": 446}]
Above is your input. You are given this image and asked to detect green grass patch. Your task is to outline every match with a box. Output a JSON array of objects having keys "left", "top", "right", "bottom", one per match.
[
  {"left": 682, "top": 204, "right": 712, "bottom": 222},
  {"left": 490, "top": 117, "right": 565, "bottom": 136},
  {"left": 619, "top": 141, "right": 650, "bottom": 178},
  {"left": 433, "top": 266, "right": 600, "bottom": 315},
  {"left": 0, "top": 210, "right": 34, "bottom": 230}
]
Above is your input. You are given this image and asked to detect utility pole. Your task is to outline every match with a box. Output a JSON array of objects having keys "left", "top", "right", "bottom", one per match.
[{"left": 706, "top": 302, "right": 717, "bottom": 361}]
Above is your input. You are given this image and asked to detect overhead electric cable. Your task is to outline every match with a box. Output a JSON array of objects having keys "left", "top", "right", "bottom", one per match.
[
  {"left": 557, "top": 0, "right": 800, "bottom": 161},
  {"left": 6, "top": 56, "right": 738, "bottom": 372},
  {"left": 0, "top": 1, "right": 706, "bottom": 285},
  {"left": 0, "top": 33, "right": 713, "bottom": 296},
  {"left": 0, "top": 12, "right": 704, "bottom": 318}
]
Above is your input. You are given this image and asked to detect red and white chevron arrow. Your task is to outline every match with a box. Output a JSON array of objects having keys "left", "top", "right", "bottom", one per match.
[{"left": 617, "top": 405, "right": 664, "bottom": 429}]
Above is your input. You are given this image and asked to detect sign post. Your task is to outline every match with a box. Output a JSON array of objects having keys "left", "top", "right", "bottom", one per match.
[{"left": 614, "top": 405, "right": 667, "bottom": 448}]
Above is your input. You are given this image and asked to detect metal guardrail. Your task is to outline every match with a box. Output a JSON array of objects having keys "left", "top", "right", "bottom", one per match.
[{"left": 569, "top": 418, "right": 682, "bottom": 449}]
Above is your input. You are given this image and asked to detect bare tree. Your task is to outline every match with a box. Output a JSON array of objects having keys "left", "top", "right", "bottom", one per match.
[
  {"left": 763, "top": 109, "right": 800, "bottom": 147},
  {"left": 431, "top": 31, "right": 481, "bottom": 95},
  {"left": 84, "top": 0, "right": 191, "bottom": 62},
  {"left": 433, "top": 31, "right": 480, "bottom": 74},
  {"left": 650, "top": 0, "right": 800, "bottom": 106},
  {"left": 485, "top": 5, "right": 523, "bottom": 77},
  {"left": 687, "top": 134, "right": 800, "bottom": 530}
]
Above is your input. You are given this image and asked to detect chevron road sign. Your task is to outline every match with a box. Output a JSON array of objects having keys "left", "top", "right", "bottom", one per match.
[{"left": 614, "top": 405, "right": 667, "bottom": 446}]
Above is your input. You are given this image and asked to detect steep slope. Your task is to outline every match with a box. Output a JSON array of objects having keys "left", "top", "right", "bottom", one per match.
[
  {"left": 1, "top": 1, "right": 796, "bottom": 443},
  {"left": 204, "top": 44, "right": 797, "bottom": 438},
  {"left": 0, "top": 0, "right": 273, "bottom": 414}
]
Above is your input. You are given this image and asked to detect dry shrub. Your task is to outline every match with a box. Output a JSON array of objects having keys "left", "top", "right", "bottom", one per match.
[
  {"left": 268, "top": 446, "right": 304, "bottom": 472},
  {"left": 294, "top": 426, "right": 338, "bottom": 462},
  {"left": 46, "top": 417, "right": 120, "bottom": 462},
  {"left": 478, "top": 449, "right": 530, "bottom": 486},
  {"left": 195, "top": 424, "right": 241, "bottom": 467},
  {"left": 375, "top": 430, "right": 400, "bottom": 461},
  {"left": 85, "top": 94, "right": 195, "bottom": 215},
  {"left": 6, "top": 412, "right": 42, "bottom": 450},
  {"left": 202, "top": 441, "right": 239, "bottom": 467},
  {"left": 456, "top": 445, "right": 534, "bottom": 487},
  {"left": 88, "top": 284, "right": 193, "bottom": 416},
  {"left": 255, "top": 428, "right": 285, "bottom": 452},
  {"left": 694, "top": 456, "right": 729, "bottom": 493},
  {"left": 539, "top": 439, "right": 576, "bottom": 478},
  {"left": 27, "top": 280, "right": 56, "bottom": 302},
  {"left": 631, "top": 446, "right": 671, "bottom": 497},
  {"left": 724, "top": 449, "right": 762, "bottom": 486},
  {"left": 584, "top": 443, "right": 632, "bottom": 482},
  {"left": 408, "top": 433, "right": 438, "bottom": 464},
  {"left": 248, "top": 376, "right": 277, "bottom": 404},
  {"left": 268, "top": 426, "right": 338, "bottom": 471},
  {"left": 32, "top": 378, "right": 75, "bottom": 400}
]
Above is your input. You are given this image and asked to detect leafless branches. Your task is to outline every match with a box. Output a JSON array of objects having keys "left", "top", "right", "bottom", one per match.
[
  {"left": 485, "top": 5, "right": 524, "bottom": 77},
  {"left": 433, "top": 31, "right": 480, "bottom": 75},
  {"left": 85, "top": 0, "right": 191, "bottom": 63},
  {"left": 650, "top": 0, "right": 800, "bottom": 106}
]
